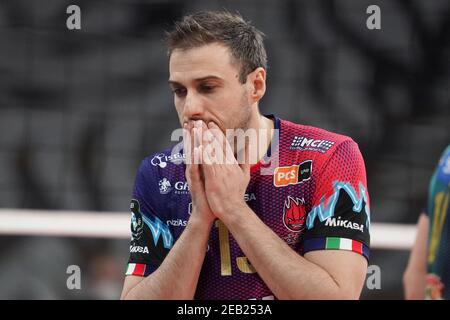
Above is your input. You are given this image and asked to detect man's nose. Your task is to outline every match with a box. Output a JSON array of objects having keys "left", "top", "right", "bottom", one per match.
[{"left": 183, "top": 91, "right": 204, "bottom": 120}]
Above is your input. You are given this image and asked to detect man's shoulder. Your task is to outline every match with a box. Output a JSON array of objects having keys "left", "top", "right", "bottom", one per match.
[
  {"left": 141, "top": 146, "right": 186, "bottom": 170},
  {"left": 279, "top": 118, "right": 355, "bottom": 156},
  {"left": 132, "top": 145, "right": 187, "bottom": 207},
  {"left": 136, "top": 145, "right": 186, "bottom": 181},
  {"left": 434, "top": 144, "right": 450, "bottom": 186}
]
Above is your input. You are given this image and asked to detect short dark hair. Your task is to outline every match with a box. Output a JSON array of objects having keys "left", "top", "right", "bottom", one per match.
[{"left": 166, "top": 10, "right": 267, "bottom": 83}]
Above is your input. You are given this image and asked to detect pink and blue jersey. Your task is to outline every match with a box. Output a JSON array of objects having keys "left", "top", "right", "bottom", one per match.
[{"left": 125, "top": 115, "right": 371, "bottom": 299}]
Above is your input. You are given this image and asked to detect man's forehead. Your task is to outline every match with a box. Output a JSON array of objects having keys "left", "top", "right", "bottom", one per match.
[{"left": 169, "top": 43, "right": 238, "bottom": 83}]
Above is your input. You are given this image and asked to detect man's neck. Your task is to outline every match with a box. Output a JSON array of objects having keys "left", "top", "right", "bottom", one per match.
[{"left": 246, "top": 112, "right": 275, "bottom": 164}]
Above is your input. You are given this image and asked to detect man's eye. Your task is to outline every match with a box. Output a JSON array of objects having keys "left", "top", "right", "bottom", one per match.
[
  {"left": 172, "top": 88, "right": 187, "bottom": 97},
  {"left": 200, "top": 85, "right": 215, "bottom": 93}
]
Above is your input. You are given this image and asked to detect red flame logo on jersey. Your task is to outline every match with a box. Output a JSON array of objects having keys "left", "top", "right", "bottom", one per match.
[{"left": 283, "top": 196, "right": 306, "bottom": 233}]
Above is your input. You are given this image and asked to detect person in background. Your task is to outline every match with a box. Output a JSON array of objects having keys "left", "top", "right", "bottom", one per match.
[{"left": 404, "top": 144, "right": 450, "bottom": 300}]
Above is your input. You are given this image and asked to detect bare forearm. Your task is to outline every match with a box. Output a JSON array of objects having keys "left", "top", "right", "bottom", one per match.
[
  {"left": 404, "top": 213, "right": 428, "bottom": 299},
  {"left": 123, "top": 219, "right": 212, "bottom": 299},
  {"left": 223, "top": 205, "right": 344, "bottom": 300}
]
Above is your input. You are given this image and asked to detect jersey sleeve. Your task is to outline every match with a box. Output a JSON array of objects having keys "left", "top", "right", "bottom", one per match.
[
  {"left": 125, "top": 159, "right": 174, "bottom": 277},
  {"left": 302, "top": 140, "right": 371, "bottom": 261}
]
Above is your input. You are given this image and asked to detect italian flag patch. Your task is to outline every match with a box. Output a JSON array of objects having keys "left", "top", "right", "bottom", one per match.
[
  {"left": 325, "top": 237, "right": 363, "bottom": 254},
  {"left": 302, "top": 237, "right": 369, "bottom": 260},
  {"left": 126, "top": 263, "right": 146, "bottom": 276}
]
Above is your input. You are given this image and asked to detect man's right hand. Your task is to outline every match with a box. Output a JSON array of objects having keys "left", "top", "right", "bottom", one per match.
[{"left": 184, "top": 120, "right": 216, "bottom": 227}]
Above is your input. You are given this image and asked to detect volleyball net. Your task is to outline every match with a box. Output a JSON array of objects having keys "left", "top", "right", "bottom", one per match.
[{"left": 0, "top": 208, "right": 415, "bottom": 250}]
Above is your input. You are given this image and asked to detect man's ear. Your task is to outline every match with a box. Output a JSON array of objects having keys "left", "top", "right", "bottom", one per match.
[{"left": 247, "top": 67, "right": 266, "bottom": 104}]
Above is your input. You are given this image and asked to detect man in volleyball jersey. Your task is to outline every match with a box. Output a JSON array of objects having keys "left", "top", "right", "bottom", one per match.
[
  {"left": 404, "top": 145, "right": 450, "bottom": 300},
  {"left": 120, "top": 11, "right": 370, "bottom": 300}
]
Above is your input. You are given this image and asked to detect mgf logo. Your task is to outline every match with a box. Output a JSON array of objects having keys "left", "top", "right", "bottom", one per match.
[{"left": 274, "top": 160, "right": 312, "bottom": 187}]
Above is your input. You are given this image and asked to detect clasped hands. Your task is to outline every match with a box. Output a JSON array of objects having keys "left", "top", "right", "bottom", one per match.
[{"left": 183, "top": 120, "right": 251, "bottom": 226}]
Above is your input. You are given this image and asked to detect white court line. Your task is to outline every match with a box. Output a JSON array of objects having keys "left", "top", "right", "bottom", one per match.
[{"left": 0, "top": 209, "right": 416, "bottom": 250}]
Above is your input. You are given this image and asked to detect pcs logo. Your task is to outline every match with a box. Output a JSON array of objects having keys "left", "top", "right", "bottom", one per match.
[{"left": 274, "top": 160, "right": 312, "bottom": 187}]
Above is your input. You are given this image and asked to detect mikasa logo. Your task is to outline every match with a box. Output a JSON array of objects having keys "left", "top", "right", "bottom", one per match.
[{"left": 325, "top": 217, "right": 364, "bottom": 232}]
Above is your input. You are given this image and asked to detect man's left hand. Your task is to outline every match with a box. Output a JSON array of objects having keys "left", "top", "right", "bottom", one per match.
[{"left": 198, "top": 121, "right": 251, "bottom": 222}]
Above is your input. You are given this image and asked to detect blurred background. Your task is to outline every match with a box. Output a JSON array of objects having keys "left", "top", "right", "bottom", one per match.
[{"left": 0, "top": 0, "right": 449, "bottom": 299}]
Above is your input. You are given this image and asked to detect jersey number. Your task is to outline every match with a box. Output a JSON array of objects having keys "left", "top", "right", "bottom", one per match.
[
  {"left": 428, "top": 191, "right": 449, "bottom": 264},
  {"left": 215, "top": 220, "right": 257, "bottom": 276}
]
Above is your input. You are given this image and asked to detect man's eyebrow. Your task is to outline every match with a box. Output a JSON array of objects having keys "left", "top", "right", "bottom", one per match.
[
  {"left": 193, "top": 75, "right": 223, "bottom": 82},
  {"left": 168, "top": 76, "right": 224, "bottom": 86},
  {"left": 168, "top": 80, "right": 182, "bottom": 87}
]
